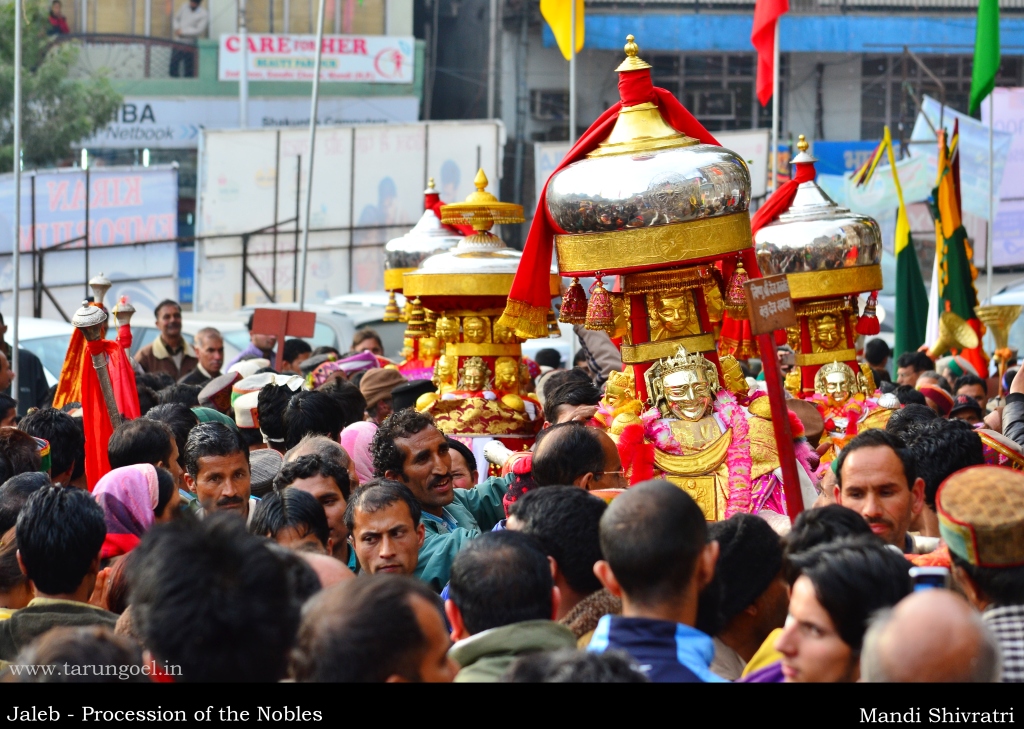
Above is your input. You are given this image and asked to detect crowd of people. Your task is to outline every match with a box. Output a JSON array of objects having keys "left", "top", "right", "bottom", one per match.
[{"left": 0, "top": 297, "right": 1022, "bottom": 684}]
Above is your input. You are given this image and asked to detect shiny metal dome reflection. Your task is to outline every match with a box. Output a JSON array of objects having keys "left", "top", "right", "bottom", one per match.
[
  {"left": 383, "top": 207, "right": 463, "bottom": 272},
  {"left": 754, "top": 160, "right": 882, "bottom": 280},
  {"left": 546, "top": 145, "right": 750, "bottom": 234}
]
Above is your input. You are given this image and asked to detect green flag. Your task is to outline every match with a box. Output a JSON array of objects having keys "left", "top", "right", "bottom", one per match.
[{"left": 969, "top": 0, "right": 1000, "bottom": 115}]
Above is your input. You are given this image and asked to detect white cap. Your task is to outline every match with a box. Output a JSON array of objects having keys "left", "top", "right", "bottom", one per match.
[
  {"left": 233, "top": 390, "right": 261, "bottom": 429},
  {"left": 228, "top": 358, "right": 271, "bottom": 378}
]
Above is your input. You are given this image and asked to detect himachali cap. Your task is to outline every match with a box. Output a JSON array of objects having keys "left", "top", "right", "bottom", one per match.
[
  {"left": 936, "top": 465, "right": 1024, "bottom": 567},
  {"left": 917, "top": 385, "right": 954, "bottom": 417},
  {"left": 392, "top": 379, "right": 437, "bottom": 412},
  {"left": 228, "top": 358, "right": 272, "bottom": 379},
  {"left": 233, "top": 390, "right": 261, "bottom": 430},
  {"left": 198, "top": 372, "right": 240, "bottom": 414},
  {"left": 250, "top": 448, "right": 284, "bottom": 498},
  {"left": 232, "top": 373, "right": 277, "bottom": 404}
]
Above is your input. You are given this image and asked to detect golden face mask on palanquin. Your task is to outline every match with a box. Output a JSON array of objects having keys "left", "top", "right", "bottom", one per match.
[
  {"left": 814, "top": 360, "right": 858, "bottom": 408},
  {"left": 419, "top": 337, "right": 440, "bottom": 364},
  {"left": 811, "top": 313, "right": 843, "bottom": 352},
  {"left": 433, "top": 354, "right": 457, "bottom": 391},
  {"left": 492, "top": 322, "right": 518, "bottom": 344},
  {"left": 435, "top": 315, "right": 460, "bottom": 345},
  {"left": 649, "top": 290, "right": 700, "bottom": 342},
  {"left": 462, "top": 316, "right": 491, "bottom": 344},
  {"left": 646, "top": 347, "right": 720, "bottom": 422},
  {"left": 494, "top": 356, "right": 519, "bottom": 394},
  {"left": 718, "top": 354, "right": 748, "bottom": 397},
  {"left": 458, "top": 356, "right": 492, "bottom": 393},
  {"left": 603, "top": 368, "right": 636, "bottom": 408}
]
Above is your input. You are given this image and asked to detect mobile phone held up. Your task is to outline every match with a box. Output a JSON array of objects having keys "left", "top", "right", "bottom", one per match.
[{"left": 909, "top": 566, "right": 950, "bottom": 591}]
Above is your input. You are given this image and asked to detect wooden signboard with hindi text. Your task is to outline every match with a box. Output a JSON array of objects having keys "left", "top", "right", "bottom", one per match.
[{"left": 744, "top": 274, "right": 797, "bottom": 335}]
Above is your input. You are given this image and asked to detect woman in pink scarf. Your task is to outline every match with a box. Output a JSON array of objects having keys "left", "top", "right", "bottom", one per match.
[
  {"left": 92, "top": 464, "right": 180, "bottom": 560},
  {"left": 340, "top": 421, "right": 377, "bottom": 485}
]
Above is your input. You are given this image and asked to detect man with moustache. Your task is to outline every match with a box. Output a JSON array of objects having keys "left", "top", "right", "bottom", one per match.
[
  {"left": 183, "top": 422, "right": 258, "bottom": 524},
  {"left": 833, "top": 429, "right": 928, "bottom": 553},
  {"left": 371, "top": 410, "right": 512, "bottom": 592},
  {"left": 345, "top": 479, "right": 425, "bottom": 576}
]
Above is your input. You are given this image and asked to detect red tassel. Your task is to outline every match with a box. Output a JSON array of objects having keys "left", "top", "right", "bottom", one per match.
[
  {"left": 559, "top": 277, "right": 587, "bottom": 325},
  {"left": 857, "top": 291, "right": 880, "bottom": 336}
]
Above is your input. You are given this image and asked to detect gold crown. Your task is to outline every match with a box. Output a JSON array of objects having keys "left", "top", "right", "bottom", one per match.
[
  {"left": 607, "top": 368, "right": 635, "bottom": 392},
  {"left": 659, "top": 346, "right": 719, "bottom": 388}
]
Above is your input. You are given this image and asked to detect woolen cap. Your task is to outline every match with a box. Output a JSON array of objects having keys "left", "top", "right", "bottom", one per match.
[
  {"left": 949, "top": 394, "right": 984, "bottom": 419},
  {"left": 250, "top": 448, "right": 284, "bottom": 498},
  {"left": 707, "top": 513, "right": 784, "bottom": 623},
  {"left": 359, "top": 368, "right": 408, "bottom": 409},
  {"left": 228, "top": 358, "right": 271, "bottom": 378},
  {"left": 937, "top": 465, "right": 1024, "bottom": 567}
]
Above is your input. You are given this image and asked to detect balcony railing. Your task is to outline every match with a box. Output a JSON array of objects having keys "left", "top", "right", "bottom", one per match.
[{"left": 53, "top": 34, "right": 199, "bottom": 80}]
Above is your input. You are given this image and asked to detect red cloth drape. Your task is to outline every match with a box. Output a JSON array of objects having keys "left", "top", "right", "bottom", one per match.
[
  {"left": 751, "top": 0, "right": 789, "bottom": 106},
  {"left": 425, "top": 191, "right": 474, "bottom": 236},
  {"left": 751, "top": 161, "right": 816, "bottom": 234},
  {"left": 498, "top": 68, "right": 719, "bottom": 339},
  {"left": 82, "top": 334, "right": 140, "bottom": 490}
]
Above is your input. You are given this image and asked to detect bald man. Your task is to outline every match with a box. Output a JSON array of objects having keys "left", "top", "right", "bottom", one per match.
[
  {"left": 860, "top": 589, "right": 1001, "bottom": 682},
  {"left": 530, "top": 422, "right": 625, "bottom": 491},
  {"left": 301, "top": 552, "right": 355, "bottom": 588}
]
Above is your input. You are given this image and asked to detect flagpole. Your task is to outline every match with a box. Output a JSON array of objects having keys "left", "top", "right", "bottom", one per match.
[
  {"left": 988, "top": 92, "right": 994, "bottom": 303},
  {"left": 569, "top": 0, "right": 577, "bottom": 145},
  {"left": 12, "top": 0, "right": 21, "bottom": 407},
  {"left": 298, "top": 0, "right": 326, "bottom": 310},
  {"left": 770, "top": 21, "right": 780, "bottom": 193}
]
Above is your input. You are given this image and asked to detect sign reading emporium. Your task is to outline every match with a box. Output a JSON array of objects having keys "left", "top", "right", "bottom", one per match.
[{"left": 218, "top": 34, "right": 415, "bottom": 84}]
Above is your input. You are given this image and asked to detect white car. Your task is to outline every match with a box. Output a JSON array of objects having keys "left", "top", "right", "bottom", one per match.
[{"left": 10, "top": 317, "right": 77, "bottom": 386}]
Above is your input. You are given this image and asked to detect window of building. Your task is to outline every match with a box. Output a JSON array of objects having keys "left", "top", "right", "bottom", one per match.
[
  {"left": 650, "top": 52, "right": 785, "bottom": 132},
  {"left": 861, "top": 54, "right": 1023, "bottom": 141}
]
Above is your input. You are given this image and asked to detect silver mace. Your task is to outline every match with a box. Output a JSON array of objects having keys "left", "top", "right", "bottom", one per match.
[{"left": 72, "top": 301, "right": 122, "bottom": 430}]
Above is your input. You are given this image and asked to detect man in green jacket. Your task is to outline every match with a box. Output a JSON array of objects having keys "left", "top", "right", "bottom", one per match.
[
  {"left": 373, "top": 409, "right": 511, "bottom": 592},
  {"left": 445, "top": 531, "right": 577, "bottom": 681}
]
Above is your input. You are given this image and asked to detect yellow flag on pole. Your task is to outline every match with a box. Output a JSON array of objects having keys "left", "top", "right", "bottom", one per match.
[{"left": 541, "top": 0, "right": 584, "bottom": 61}]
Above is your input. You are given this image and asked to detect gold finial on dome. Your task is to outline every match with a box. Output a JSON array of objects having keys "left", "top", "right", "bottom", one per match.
[
  {"left": 426, "top": 177, "right": 436, "bottom": 192},
  {"left": 797, "top": 134, "right": 809, "bottom": 153},
  {"left": 440, "top": 169, "right": 524, "bottom": 232},
  {"left": 615, "top": 34, "right": 652, "bottom": 73}
]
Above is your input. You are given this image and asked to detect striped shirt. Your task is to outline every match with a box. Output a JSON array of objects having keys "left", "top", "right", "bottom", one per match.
[{"left": 983, "top": 604, "right": 1024, "bottom": 682}]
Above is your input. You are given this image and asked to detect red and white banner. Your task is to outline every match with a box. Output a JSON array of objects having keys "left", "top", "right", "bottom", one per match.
[{"left": 218, "top": 34, "right": 415, "bottom": 84}]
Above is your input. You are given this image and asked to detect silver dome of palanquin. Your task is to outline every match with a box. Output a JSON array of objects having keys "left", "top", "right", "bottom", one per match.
[
  {"left": 542, "top": 37, "right": 753, "bottom": 277},
  {"left": 546, "top": 145, "right": 750, "bottom": 235},
  {"left": 383, "top": 181, "right": 462, "bottom": 274},
  {"left": 754, "top": 146, "right": 882, "bottom": 299}
]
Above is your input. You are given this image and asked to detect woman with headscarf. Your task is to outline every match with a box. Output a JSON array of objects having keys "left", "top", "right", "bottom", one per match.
[
  {"left": 340, "top": 421, "right": 377, "bottom": 485},
  {"left": 92, "top": 464, "right": 180, "bottom": 561}
]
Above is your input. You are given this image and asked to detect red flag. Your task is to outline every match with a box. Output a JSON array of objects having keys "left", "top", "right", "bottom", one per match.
[{"left": 752, "top": 0, "right": 789, "bottom": 106}]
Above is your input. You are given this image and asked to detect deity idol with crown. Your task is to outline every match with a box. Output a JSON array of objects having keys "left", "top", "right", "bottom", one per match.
[
  {"left": 633, "top": 347, "right": 808, "bottom": 522},
  {"left": 810, "top": 360, "right": 894, "bottom": 463}
]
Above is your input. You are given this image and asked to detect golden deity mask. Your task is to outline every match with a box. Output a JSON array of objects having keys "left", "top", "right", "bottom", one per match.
[
  {"left": 649, "top": 291, "right": 700, "bottom": 342},
  {"left": 814, "top": 360, "right": 858, "bottom": 407},
  {"left": 458, "top": 356, "right": 492, "bottom": 393},
  {"left": 435, "top": 315, "right": 460, "bottom": 344},
  {"left": 811, "top": 313, "right": 842, "bottom": 352},
  {"left": 419, "top": 337, "right": 440, "bottom": 363},
  {"left": 718, "top": 354, "right": 748, "bottom": 397},
  {"left": 646, "top": 346, "right": 720, "bottom": 422},
  {"left": 493, "top": 322, "right": 517, "bottom": 344},
  {"left": 463, "top": 316, "right": 491, "bottom": 344},
  {"left": 433, "top": 354, "right": 457, "bottom": 391},
  {"left": 603, "top": 368, "right": 636, "bottom": 408},
  {"left": 494, "top": 356, "right": 520, "bottom": 394}
]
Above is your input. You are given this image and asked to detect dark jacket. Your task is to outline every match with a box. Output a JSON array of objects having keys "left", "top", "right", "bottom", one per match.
[
  {"left": 178, "top": 365, "right": 217, "bottom": 387},
  {"left": 0, "top": 598, "right": 118, "bottom": 661},
  {"left": 587, "top": 615, "right": 727, "bottom": 683},
  {"left": 2, "top": 345, "right": 50, "bottom": 416},
  {"left": 1004, "top": 393, "right": 1024, "bottom": 450}
]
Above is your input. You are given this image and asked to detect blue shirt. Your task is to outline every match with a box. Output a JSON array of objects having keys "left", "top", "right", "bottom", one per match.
[{"left": 588, "top": 615, "right": 727, "bottom": 683}]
